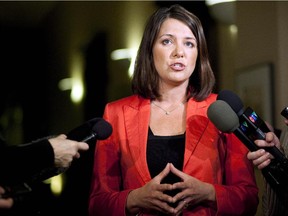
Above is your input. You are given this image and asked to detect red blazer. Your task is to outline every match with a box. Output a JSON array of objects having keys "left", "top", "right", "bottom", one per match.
[{"left": 89, "top": 94, "right": 259, "bottom": 216}]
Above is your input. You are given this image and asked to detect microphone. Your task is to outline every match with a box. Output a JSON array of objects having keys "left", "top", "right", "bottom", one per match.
[
  {"left": 217, "top": 90, "right": 287, "bottom": 163},
  {"left": 207, "top": 100, "right": 288, "bottom": 191},
  {"left": 207, "top": 100, "right": 259, "bottom": 151},
  {"left": 66, "top": 117, "right": 112, "bottom": 143},
  {"left": 217, "top": 89, "right": 270, "bottom": 133},
  {"left": 29, "top": 118, "right": 112, "bottom": 183}
]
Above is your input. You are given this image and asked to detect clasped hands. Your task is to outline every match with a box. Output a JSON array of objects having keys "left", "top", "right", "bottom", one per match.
[{"left": 126, "top": 163, "right": 215, "bottom": 215}]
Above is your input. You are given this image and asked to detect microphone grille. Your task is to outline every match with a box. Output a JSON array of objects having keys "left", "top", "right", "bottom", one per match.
[
  {"left": 92, "top": 119, "right": 112, "bottom": 140},
  {"left": 207, "top": 100, "right": 239, "bottom": 132},
  {"left": 217, "top": 90, "right": 244, "bottom": 115}
]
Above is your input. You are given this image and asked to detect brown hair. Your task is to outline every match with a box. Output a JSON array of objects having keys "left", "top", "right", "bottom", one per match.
[{"left": 131, "top": 4, "right": 215, "bottom": 101}]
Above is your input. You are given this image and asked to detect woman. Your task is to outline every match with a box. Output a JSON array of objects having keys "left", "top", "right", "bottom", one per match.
[{"left": 89, "top": 4, "right": 258, "bottom": 216}]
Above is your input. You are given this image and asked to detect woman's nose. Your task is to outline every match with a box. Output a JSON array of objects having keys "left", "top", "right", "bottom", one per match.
[{"left": 172, "top": 45, "right": 184, "bottom": 58}]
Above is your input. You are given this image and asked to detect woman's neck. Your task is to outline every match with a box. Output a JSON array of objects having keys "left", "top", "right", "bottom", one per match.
[{"left": 157, "top": 80, "right": 188, "bottom": 103}]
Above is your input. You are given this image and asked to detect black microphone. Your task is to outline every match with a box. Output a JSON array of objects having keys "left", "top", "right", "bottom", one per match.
[
  {"left": 207, "top": 100, "right": 288, "bottom": 190},
  {"left": 28, "top": 118, "right": 112, "bottom": 182},
  {"left": 207, "top": 100, "right": 259, "bottom": 151},
  {"left": 81, "top": 118, "right": 112, "bottom": 142},
  {"left": 217, "top": 90, "right": 287, "bottom": 163},
  {"left": 66, "top": 117, "right": 112, "bottom": 143},
  {"left": 217, "top": 89, "right": 270, "bottom": 133}
]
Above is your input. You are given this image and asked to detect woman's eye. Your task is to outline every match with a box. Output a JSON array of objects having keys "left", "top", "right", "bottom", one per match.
[
  {"left": 185, "top": 41, "right": 195, "bottom": 48},
  {"left": 162, "top": 39, "right": 172, "bottom": 45}
]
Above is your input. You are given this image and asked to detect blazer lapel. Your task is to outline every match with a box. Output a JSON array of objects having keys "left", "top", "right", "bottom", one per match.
[
  {"left": 123, "top": 97, "right": 151, "bottom": 183},
  {"left": 184, "top": 99, "right": 210, "bottom": 168}
]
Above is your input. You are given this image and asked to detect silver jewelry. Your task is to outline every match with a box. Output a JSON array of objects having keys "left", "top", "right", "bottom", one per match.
[{"left": 152, "top": 99, "right": 186, "bottom": 115}]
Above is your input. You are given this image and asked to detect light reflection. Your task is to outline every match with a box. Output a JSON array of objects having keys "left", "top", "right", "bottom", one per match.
[
  {"left": 43, "top": 174, "right": 64, "bottom": 196},
  {"left": 58, "top": 53, "right": 85, "bottom": 104},
  {"left": 205, "top": 0, "right": 236, "bottom": 6},
  {"left": 111, "top": 48, "right": 138, "bottom": 77}
]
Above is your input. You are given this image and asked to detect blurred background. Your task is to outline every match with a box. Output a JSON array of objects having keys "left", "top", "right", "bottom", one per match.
[{"left": 0, "top": 1, "right": 288, "bottom": 215}]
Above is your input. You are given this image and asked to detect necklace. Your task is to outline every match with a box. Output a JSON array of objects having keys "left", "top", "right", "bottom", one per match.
[{"left": 152, "top": 99, "right": 186, "bottom": 115}]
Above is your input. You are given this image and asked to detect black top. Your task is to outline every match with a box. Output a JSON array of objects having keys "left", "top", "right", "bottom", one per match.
[
  {"left": 147, "top": 127, "right": 185, "bottom": 179},
  {"left": 147, "top": 127, "right": 185, "bottom": 209}
]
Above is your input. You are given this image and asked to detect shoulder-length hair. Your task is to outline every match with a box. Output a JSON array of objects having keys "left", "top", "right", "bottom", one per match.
[{"left": 131, "top": 4, "right": 215, "bottom": 101}]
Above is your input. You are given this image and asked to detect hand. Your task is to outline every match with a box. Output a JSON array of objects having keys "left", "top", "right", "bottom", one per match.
[
  {"left": 126, "top": 163, "right": 175, "bottom": 215},
  {"left": 170, "top": 164, "right": 216, "bottom": 215},
  {"left": 247, "top": 132, "right": 281, "bottom": 169},
  {"left": 48, "top": 134, "right": 89, "bottom": 168},
  {"left": 284, "top": 119, "right": 288, "bottom": 126},
  {"left": 0, "top": 186, "right": 13, "bottom": 209}
]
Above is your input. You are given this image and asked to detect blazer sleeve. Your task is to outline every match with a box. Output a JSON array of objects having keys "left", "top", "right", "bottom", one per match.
[
  {"left": 214, "top": 133, "right": 259, "bottom": 215},
  {"left": 88, "top": 104, "right": 132, "bottom": 216}
]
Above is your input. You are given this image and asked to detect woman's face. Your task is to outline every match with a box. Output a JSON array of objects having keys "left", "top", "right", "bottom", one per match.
[{"left": 153, "top": 18, "right": 198, "bottom": 88}]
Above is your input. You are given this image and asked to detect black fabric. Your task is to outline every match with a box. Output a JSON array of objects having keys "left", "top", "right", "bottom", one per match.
[
  {"left": 0, "top": 137, "right": 54, "bottom": 185},
  {"left": 147, "top": 127, "right": 185, "bottom": 209}
]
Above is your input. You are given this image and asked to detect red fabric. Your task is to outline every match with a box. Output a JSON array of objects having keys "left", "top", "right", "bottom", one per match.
[{"left": 88, "top": 94, "right": 259, "bottom": 216}]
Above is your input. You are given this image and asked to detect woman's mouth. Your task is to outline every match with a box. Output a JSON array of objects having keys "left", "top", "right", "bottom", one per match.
[{"left": 170, "top": 63, "right": 185, "bottom": 71}]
